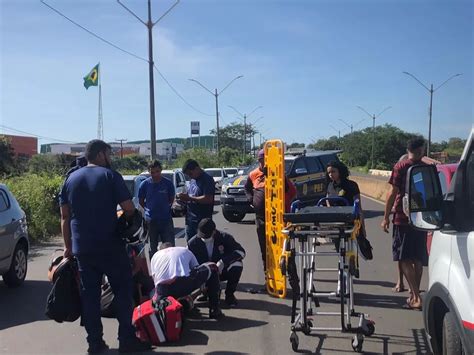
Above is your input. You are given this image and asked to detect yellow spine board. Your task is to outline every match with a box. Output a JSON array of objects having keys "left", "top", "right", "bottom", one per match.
[{"left": 264, "top": 139, "right": 287, "bottom": 298}]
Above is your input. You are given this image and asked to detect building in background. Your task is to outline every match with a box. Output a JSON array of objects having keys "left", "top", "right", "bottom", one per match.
[
  {"left": 1, "top": 134, "right": 38, "bottom": 158},
  {"left": 41, "top": 141, "right": 184, "bottom": 160}
]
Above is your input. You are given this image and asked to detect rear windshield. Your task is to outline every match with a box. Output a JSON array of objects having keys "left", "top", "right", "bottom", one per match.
[
  {"left": 206, "top": 170, "right": 223, "bottom": 177},
  {"left": 225, "top": 168, "right": 238, "bottom": 175},
  {"left": 318, "top": 154, "right": 339, "bottom": 168},
  {"left": 124, "top": 180, "right": 134, "bottom": 196}
]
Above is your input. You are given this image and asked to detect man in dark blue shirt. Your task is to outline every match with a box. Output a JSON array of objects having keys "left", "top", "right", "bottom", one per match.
[
  {"left": 138, "top": 160, "right": 176, "bottom": 254},
  {"left": 60, "top": 140, "right": 151, "bottom": 354},
  {"left": 177, "top": 159, "right": 215, "bottom": 243}
]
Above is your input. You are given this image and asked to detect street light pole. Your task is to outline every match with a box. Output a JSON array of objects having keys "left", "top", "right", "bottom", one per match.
[
  {"left": 117, "top": 0, "right": 180, "bottom": 159},
  {"left": 228, "top": 105, "right": 263, "bottom": 160},
  {"left": 357, "top": 106, "right": 392, "bottom": 169},
  {"left": 402, "top": 71, "right": 462, "bottom": 157},
  {"left": 189, "top": 75, "right": 244, "bottom": 155}
]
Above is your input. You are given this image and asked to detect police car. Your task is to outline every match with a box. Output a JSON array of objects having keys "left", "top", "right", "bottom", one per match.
[{"left": 285, "top": 150, "right": 341, "bottom": 204}]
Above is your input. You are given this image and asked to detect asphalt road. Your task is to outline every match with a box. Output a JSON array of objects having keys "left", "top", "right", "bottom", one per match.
[{"left": 0, "top": 197, "right": 432, "bottom": 355}]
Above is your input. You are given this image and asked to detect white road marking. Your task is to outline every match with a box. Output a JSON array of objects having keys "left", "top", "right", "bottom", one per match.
[{"left": 361, "top": 193, "right": 385, "bottom": 206}]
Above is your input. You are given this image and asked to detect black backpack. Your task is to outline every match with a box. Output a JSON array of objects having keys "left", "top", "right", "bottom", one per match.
[{"left": 45, "top": 258, "right": 81, "bottom": 323}]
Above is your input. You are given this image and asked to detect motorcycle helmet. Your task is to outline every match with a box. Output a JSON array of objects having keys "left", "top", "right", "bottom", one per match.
[{"left": 117, "top": 209, "right": 145, "bottom": 245}]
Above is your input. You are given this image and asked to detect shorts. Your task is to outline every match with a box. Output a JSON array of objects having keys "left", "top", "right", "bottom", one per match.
[{"left": 392, "top": 224, "right": 428, "bottom": 266}]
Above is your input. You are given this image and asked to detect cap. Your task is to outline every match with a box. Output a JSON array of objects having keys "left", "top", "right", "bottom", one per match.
[
  {"left": 258, "top": 149, "right": 265, "bottom": 160},
  {"left": 197, "top": 218, "right": 216, "bottom": 239}
]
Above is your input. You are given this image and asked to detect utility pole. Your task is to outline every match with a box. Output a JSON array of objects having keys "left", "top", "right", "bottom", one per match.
[
  {"left": 228, "top": 105, "right": 263, "bottom": 160},
  {"left": 189, "top": 75, "right": 243, "bottom": 155},
  {"left": 117, "top": 0, "right": 180, "bottom": 159},
  {"left": 115, "top": 138, "right": 127, "bottom": 159},
  {"left": 403, "top": 72, "right": 462, "bottom": 157},
  {"left": 357, "top": 106, "right": 392, "bottom": 169}
]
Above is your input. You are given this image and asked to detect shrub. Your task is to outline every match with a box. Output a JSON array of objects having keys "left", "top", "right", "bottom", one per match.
[{"left": 3, "top": 174, "right": 63, "bottom": 241}]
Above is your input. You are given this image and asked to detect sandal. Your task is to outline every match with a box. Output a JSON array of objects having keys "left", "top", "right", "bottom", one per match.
[{"left": 392, "top": 285, "right": 407, "bottom": 292}]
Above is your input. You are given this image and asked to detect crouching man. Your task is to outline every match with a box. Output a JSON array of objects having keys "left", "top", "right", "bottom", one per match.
[
  {"left": 188, "top": 218, "right": 246, "bottom": 307},
  {"left": 150, "top": 243, "right": 224, "bottom": 319}
]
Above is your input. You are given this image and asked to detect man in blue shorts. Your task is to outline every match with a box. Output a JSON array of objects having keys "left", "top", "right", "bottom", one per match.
[
  {"left": 60, "top": 140, "right": 151, "bottom": 354},
  {"left": 177, "top": 159, "right": 215, "bottom": 243},
  {"left": 139, "top": 160, "right": 176, "bottom": 255}
]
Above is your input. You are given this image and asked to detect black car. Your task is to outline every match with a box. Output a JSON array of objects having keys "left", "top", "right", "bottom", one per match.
[
  {"left": 285, "top": 150, "right": 341, "bottom": 204},
  {"left": 220, "top": 150, "right": 340, "bottom": 222}
]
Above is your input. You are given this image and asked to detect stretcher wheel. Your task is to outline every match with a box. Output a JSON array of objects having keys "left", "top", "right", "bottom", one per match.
[
  {"left": 290, "top": 332, "right": 299, "bottom": 352},
  {"left": 364, "top": 322, "right": 375, "bottom": 336},
  {"left": 351, "top": 334, "right": 364, "bottom": 353}
]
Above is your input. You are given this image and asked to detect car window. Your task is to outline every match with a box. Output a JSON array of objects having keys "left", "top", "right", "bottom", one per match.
[
  {"left": 292, "top": 158, "right": 306, "bottom": 173},
  {"left": 438, "top": 171, "right": 448, "bottom": 195},
  {"left": 176, "top": 172, "right": 183, "bottom": 185},
  {"left": 305, "top": 157, "right": 324, "bottom": 174},
  {"left": 284, "top": 159, "right": 294, "bottom": 175},
  {"left": 318, "top": 154, "right": 338, "bottom": 168},
  {"left": 0, "top": 190, "right": 11, "bottom": 212},
  {"left": 162, "top": 173, "right": 173, "bottom": 182},
  {"left": 206, "top": 170, "right": 223, "bottom": 178}
]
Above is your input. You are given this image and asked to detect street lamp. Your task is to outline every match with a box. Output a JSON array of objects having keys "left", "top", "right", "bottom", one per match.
[
  {"left": 228, "top": 105, "right": 263, "bottom": 159},
  {"left": 338, "top": 118, "right": 366, "bottom": 134},
  {"left": 188, "top": 75, "right": 243, "bottom": 155},
  {"left": 402, "top": 71, "right": 462, "bottom": 156},
  {"left": 357, "top": 105, "right": 392, "bottom": 169}
]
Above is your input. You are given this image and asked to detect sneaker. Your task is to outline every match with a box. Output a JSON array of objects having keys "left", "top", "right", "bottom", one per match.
[
  {"left": 209, "top": 307, "right": 225, "bottom": 319},
  {"left": 119, "top": 337, "right": 152, "bottom": 353},
  {"left": 87, "top": 340, "right": 109, "bottom": 354},
  {"left": 225, "top": 294, "right": 238, "bottom": 308},
  {"left": 197, "top": 294, "right": 208, "bottom": 302}
]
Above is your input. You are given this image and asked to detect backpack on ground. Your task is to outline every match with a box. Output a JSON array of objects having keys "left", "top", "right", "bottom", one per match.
[{"left": 45, "top": 257, "right": 81, "bottom": 323}]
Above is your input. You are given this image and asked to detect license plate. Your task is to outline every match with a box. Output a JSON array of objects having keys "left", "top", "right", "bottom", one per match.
[{"left": 234, "top": 196, "right": 248, "bottom": 202}]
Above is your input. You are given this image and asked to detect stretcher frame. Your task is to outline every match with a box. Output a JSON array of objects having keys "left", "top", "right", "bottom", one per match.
[{"left": 281, "top": 198, "right": 375, "bottom": 353}]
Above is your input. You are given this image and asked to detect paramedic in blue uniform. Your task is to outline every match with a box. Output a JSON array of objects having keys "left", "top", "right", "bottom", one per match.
[
  {"left": 60, "top": 140, "right": 151, "bottom": 354},
  {"left": 177, "top": 159, "right": 215, "bottom": 243},
  {"left": 139, "top": 160, "right": 176, "bottom": 254},
  {"left": 188, "top": 218, "right": 246, "bottom": 307}
]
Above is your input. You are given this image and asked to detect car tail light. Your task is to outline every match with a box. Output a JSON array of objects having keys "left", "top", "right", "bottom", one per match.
[{"left": 427, "top": 231, "right": 433, "bottom": 255}]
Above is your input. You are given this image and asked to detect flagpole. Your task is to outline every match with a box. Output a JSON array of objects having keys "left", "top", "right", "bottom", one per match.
[{"left": 97, "top": 63, "right": 103, "bottom": 140}]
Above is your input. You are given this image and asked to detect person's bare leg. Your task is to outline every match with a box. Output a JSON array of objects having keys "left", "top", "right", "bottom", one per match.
[
  {"left": 414, "top": 260, "right": 423, "bottom": 291},
  {"left": 393, "top": 261, "right": 406, "bottom": 292},
  {"left": 400, "top": 260, "right": 421, "bottom": 308}
]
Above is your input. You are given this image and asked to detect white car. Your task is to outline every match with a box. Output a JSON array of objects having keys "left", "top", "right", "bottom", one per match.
[
  {"left": 224, "top": 167, "right": 238, "bottom": 178},
  {"left": 204, "top": 168, "right": 228, "bottom": 193},
  {"left": 404, "top": 128, "right": 474, "bottom": 355},
  {"left": 0, "top": 184, "right": 29, "bottom": 287}
]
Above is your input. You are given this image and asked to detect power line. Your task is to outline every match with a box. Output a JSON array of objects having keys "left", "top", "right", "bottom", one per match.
[
  {"left": 153, "top": 64, "right": 213, "bottom": 116},
  {"left": 0, "top": 124, "right": 78, "bottom": 144},
  {"left": 41, "top": 0, "right": 213, "bottom": 118},
  {"left": 40, "top": 0, "right": 148, "bottom": 63}
]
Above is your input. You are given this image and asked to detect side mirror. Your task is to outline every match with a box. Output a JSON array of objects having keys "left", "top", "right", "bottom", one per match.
[
  {"left": 403, "top": 165, "right": 444, "bottom": 230},
  {"left": 295, "top": 168, "right": 308, "bottom": 176}
]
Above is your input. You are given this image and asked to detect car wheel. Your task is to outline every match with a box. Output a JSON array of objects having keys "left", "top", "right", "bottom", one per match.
[
  {"left": 3, "top": 242, "right": 28, "bottom": 287},
  {"left": 442, "top": 311, "right": 463, "bottom": 355},
  {"left": 222, "top": 210, "right": 245, "bottom": 222}
]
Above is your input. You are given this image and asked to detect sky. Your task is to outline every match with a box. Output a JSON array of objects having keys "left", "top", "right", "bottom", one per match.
[{"left": 1, "top": 0, "right": 473, "bottom": 147}]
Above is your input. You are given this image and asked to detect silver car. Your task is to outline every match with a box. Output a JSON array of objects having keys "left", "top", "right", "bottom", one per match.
[{"left": 0, "top": 184, "right": 29, "bottom": 287}]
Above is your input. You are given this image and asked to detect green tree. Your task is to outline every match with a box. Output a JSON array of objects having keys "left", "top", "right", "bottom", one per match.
[
  {"left": 0, "top": 136, "right": 16, "bottom": 175},
  {"left": 28, "top": 154, "right": 74, "bottom": 175}
]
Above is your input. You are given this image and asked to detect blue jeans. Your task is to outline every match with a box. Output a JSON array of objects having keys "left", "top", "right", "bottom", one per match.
[
  {"left": 147, "top": 218, "right": 175, "bottom": 255},
  {"left": 185, "top": 220, "right": 199, "bottom": 244},
  {"left": 76, "top": 248, "right": 135, "bottom": 346}
]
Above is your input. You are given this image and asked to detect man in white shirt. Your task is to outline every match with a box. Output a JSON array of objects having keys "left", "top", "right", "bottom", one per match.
[{"left": 150, "top": 243, "right": 223, "bottom": 319}]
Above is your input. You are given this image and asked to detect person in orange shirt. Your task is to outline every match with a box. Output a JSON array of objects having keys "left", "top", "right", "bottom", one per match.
[{"left": 244, "top": 149, "right": 297, "bottom": 274}]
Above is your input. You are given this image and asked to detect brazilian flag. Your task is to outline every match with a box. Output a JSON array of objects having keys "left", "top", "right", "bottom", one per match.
[{"left": 83, "top": 63, "right": 99, "bottom": 89}]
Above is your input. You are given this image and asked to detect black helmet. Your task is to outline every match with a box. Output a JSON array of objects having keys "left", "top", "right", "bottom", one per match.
[{"left": 117, "top": 209, "right": 145, "bottom": 245}]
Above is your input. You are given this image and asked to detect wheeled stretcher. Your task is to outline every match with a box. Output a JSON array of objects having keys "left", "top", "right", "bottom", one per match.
[{"left": 281, "top": 197, "right": 375, "bottom": 353}]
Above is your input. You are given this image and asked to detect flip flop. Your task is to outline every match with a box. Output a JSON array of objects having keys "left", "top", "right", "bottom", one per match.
[
  {"left": 392, "top": 286, "right": 407, "bottom": 292},
  {"left": 402, "top": 301, "right": 422, "bottom": 311}
]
